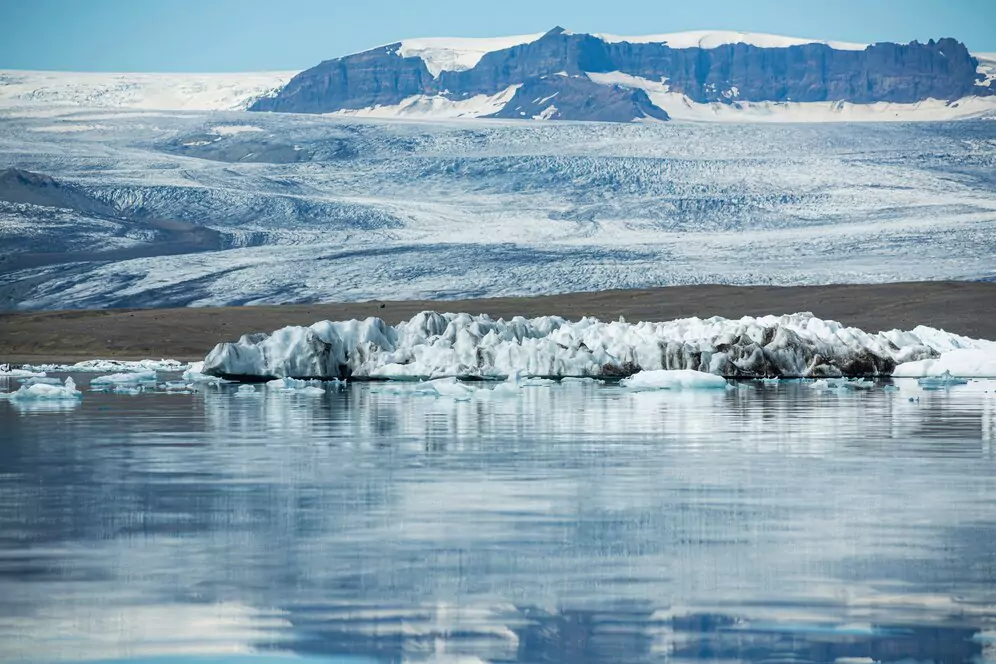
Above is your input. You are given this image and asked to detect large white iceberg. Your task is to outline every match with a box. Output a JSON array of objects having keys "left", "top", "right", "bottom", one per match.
[{"left": 200, "top": 312, "right": 995, "bottom": 381}]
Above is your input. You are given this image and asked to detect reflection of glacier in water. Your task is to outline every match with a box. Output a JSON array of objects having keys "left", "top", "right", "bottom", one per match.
[{"left": 1, "top": 377, "right": 995, "bottom": 662}]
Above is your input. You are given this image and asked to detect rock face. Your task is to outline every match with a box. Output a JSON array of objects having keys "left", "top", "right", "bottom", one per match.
[
  {"left": 252, "top": 27, "right": 992, "bottom": 122},
  {"left": 488, "top": 76, "right": 671, "bottom": 122}
]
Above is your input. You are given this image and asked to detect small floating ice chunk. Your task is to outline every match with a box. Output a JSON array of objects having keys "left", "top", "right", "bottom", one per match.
[
  {"left": 620, "top": 369, "right": 729, "bottom": 390},
  {"left": 20, "top": 376, "right": 61, "bottom": 386},
  {"left": 423, "top": 377, "right": 477, "bottom": 400},
  {"left": 561, "top": 377, "right": 604, "bottom": 385},
  {"left": 917, "top": 370, "right": 969, "bottom": 389},
  {"left": 91, "top": 371, "right": 159, "bottom": 386},
  {"left": 159, "top": 381, "right": 194, "bottom": 392},
  {"left": 234, "top": 384, "right": 260, "bottom": 397},
  {"left": 266, "top": 377, "right": 328, "bottom": 395},
  {"left": 0, "top": 377, "right": 82, "bottom": 401},
  {"left": 182, "top": 361, "right": 227, "bottom": 384}
]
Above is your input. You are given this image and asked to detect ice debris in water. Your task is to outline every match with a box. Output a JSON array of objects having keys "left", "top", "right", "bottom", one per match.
[
  {"left": 917, "top": 370, "right": 969, "bottom": 389},
  {"left": 22, "top": 359, "right": 188, "bottom": 373},
  {"left": 234, "top": 384, "right": 260, "bottom": 398},
  {"left": 20, "top": 376, "right": 61, "bottom": 386},
  {"left": 0, "top": 377, "right": 82, "bottom": 401},
  {"left": 0, "top": 366, "right": 47, "bottom": 378},
  {"left": 369, "top": 373, "right": 547, "bottom": 400},
  {"left": 182, "top": 361, "right": 228, "bottom": 384},
  {"left": 266, "top": 377, "right": 330, "bottom": 396},
  {"left": 620, "top": 369, "right": 729, "bottom": 390},
  {"left": 200, "top": 311, "right": 995, "bottom": 381},
  {"left": 809, "top": 377, "right": 875, "bottom": 391},
  {"left": 90, "top": 371, "right": 159, "bottom": 386}
]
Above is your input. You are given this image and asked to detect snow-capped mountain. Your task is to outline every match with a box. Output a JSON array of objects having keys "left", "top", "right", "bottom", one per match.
[
  {"left": 253, "top": 27, "right": 996, "bottom": 122},
  {"left": 1, "top": 30, "right": 994, "bottom": 122}
]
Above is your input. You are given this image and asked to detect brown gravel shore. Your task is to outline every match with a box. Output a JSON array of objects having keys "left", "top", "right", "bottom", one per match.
[{"left": 1, "top": 281, "right": 993, "bottom": 364}]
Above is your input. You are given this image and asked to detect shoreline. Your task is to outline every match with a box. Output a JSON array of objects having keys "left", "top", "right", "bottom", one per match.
[{"left": 1, "top": 281, "right": 994, "bottom": 363}]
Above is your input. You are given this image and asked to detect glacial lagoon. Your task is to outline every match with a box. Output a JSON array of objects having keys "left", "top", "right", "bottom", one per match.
[{"left": 1, "top": 374, "right": 995, "bottom": 663}]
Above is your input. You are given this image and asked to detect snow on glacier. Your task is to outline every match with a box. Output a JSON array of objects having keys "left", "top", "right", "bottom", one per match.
[{"left": 200, "top": 312, "right": 995, "bottom": 381}]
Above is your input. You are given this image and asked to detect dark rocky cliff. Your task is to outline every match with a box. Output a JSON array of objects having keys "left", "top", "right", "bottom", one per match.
[{"left": 252, "top": 27, "right": 991, "bottom": 121}]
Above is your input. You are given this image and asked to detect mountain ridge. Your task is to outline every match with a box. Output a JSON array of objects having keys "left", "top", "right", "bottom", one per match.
[{"left": 251, "top": 27, "right": 996, "bottom": 122}]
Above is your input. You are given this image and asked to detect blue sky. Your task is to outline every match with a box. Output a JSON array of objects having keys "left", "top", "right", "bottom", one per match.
[{"left": 2, "top": 0, "right": 994, "bottom": 72}]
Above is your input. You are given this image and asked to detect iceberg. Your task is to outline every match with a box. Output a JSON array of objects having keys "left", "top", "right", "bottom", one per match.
[
  {"left": 893, "top": 348, "right": 996, "bottom": 378},
  {"left": 620, "top": 369, "right": 729, "bottom": 390},
  {"left": 0, "top": 377, "right": 82, "bottom": 401},
  {"left": 200, "top": 312, "right": 995, "bottom": 382}
]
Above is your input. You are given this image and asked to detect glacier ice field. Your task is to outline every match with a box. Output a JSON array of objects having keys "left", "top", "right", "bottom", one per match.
[{"left": 0, "top": 108, "right": 994, "bottom": 309}]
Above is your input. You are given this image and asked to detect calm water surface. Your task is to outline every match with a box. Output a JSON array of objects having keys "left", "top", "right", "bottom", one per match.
[{"left": 1, "top": 374, "right": 995, "bottom": 663}]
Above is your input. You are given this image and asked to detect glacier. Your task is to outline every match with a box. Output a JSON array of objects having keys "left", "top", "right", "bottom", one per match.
[
  {"left": 200, "top": 312, "right": 996, "bottom": 381},
  {"left": 1, "top": 111, "right": 995, "bottom": 310}
]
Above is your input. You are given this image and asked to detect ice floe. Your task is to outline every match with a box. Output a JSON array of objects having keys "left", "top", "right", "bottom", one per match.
[
  {"left": 20, "top": 376, "right": 62, "bottom": 386},
  {"left": 234, "top": 384, "right": 261, "bottom": 398},
  {"left": 620, "top": 369, "right": 729, "bottom": 390},
  {"left": 201, "top": 312, "right": 995, "bottom": 381},
  {"left": 266, "top": 377, "right": 332, "bottom": 396},
  {"left": 0, "top": 377, "right": 82, "bottom": 401},
  {"left": 917, "top": 371, "right": 970, "bottom": 389},
  {"left": 90, "top": 371, "right": 159, "bottom": 386}
]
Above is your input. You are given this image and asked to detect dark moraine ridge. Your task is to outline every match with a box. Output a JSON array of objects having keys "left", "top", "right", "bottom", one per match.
[{"left": 1, "top": 282, "right": 993, "bottom": 363}]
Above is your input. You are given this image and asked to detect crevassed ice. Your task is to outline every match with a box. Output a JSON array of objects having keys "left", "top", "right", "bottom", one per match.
[{"left": 200, "top": 311, "right": 995, "bottom": 381}]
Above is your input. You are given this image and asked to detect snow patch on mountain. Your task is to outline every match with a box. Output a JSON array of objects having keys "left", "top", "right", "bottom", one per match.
[
  {"left": 330, "top": 85, "right": 521, "bottom": 119},
  {"left": 588, "top": 71, "right": 996, "bottom": 122},
  {"left": 593, "top": 30, "right": 868, "bottom": 51},
  {"left": 977, "top": 53, "right": 996, "bottom": 88},
  {"left": 397, "top": 33, "right": 546, "bottom": 77}
]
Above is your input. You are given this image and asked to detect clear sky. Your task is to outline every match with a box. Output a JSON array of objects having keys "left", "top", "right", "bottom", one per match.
[{"left": 2, "top": 0, "right": 994, "bottom": 72}]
